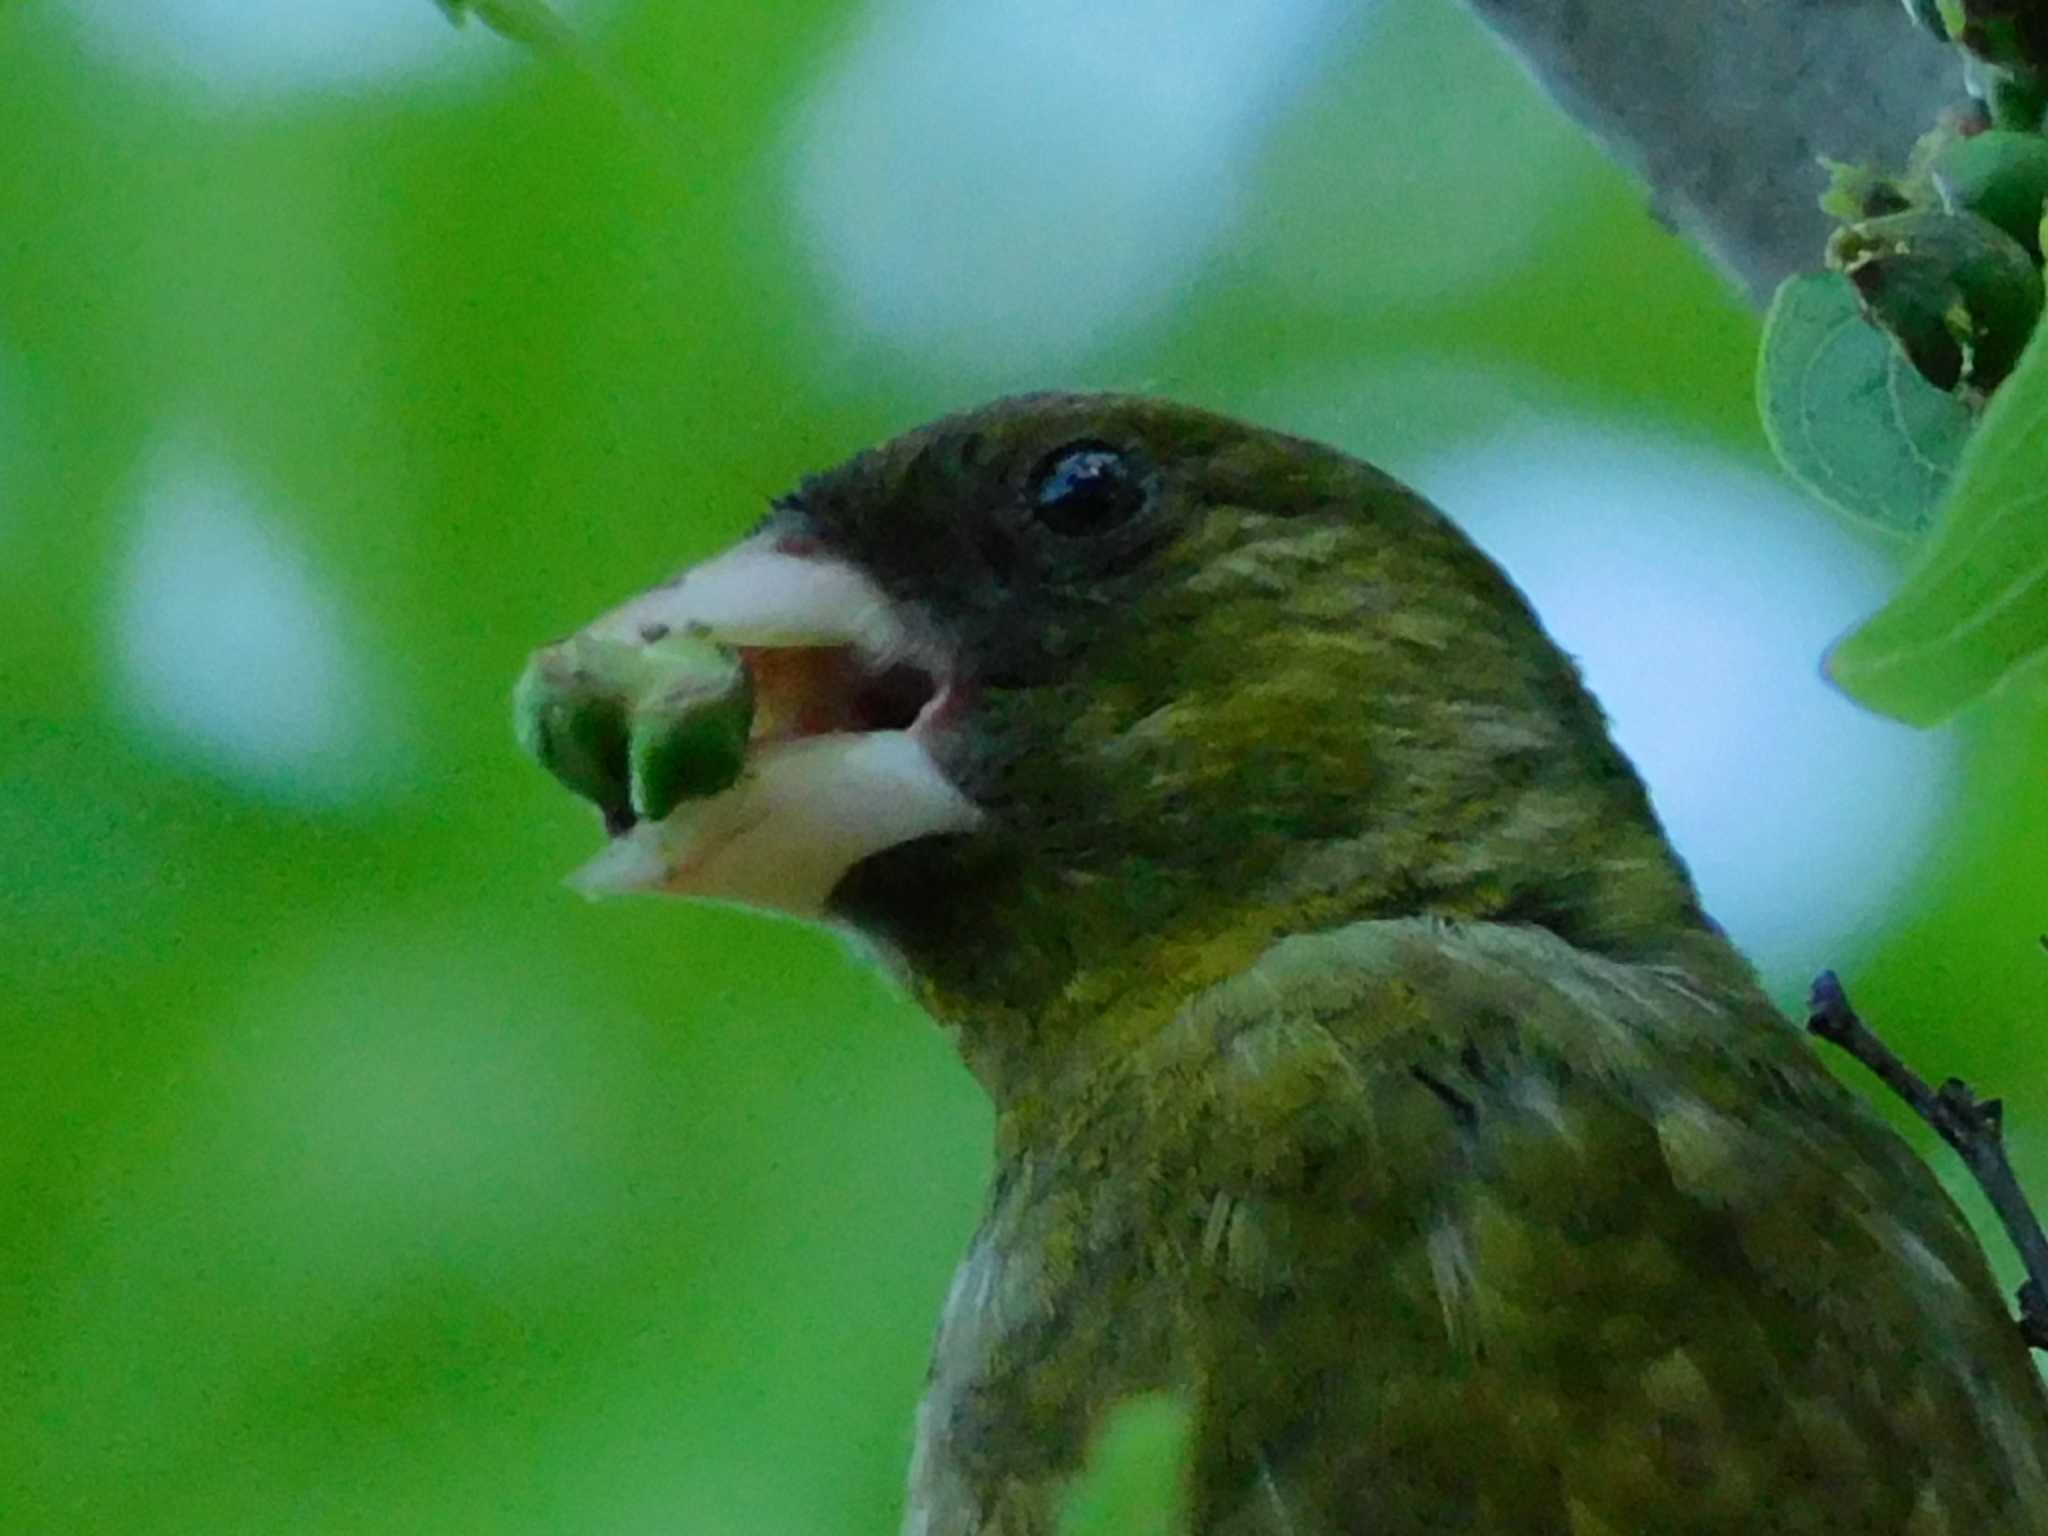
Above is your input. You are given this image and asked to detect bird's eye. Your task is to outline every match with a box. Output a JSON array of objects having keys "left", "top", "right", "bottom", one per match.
[{"left": 1027, "top": 442, "right": 1149, "bottom": 536}]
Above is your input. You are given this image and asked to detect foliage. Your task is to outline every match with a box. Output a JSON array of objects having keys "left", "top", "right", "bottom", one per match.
[
  {"left": 432, "top": 0, "right": 574, "bottom": 50},
  {"left": 1758, "top": 121, "right": 2048, "bottom": 538},
  {"left": 1759, "top": 1, "right": 2048, "bottom": 719},
  {"left": 5, "top": 0, "right": 2048, "bottom": 1530},
  {"left": 1756, "top": 271, "right": 1973, "bottom": 535},
  {"left": 1828, "top": 312, "right": 2048, "bottom": 722}
]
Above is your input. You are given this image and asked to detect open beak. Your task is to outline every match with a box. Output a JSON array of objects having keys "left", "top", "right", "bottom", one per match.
[{"left": 515, "top": 531, "right": 982, "bottom": 916}]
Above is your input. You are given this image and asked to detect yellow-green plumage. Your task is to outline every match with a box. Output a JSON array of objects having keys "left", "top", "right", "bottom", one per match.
[
  {"left": 519, "top": 395, "right": 2048, "bottom": 1534},
  {"left": 949, "top": 919, "right": 2047, "bottom": 1533}
]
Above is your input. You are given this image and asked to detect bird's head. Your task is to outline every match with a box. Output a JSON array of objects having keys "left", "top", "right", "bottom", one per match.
[{"left": 518, "top": 395, "right": 1705, "bottom": 1093}]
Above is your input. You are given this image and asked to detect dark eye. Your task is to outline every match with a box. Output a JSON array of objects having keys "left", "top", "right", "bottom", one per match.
[{"left": 1027, "top": 442, "right": 1150, "bottom": 536}]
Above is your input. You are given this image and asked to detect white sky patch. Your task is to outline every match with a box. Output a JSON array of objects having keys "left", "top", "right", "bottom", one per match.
[
  {"left": 789, "top": 0, "right": 1353, "bottom": 377},
  {"left": 1416, "top": 423, "right": 1955, "bottom": 988},
  {"left": 1236, "top": 357, "right": 1555, "bottom": 480},
  {"left": 64, "top": 0, "right": 608, "bottom": 100},
  {"left": 113, "top": 444, "right": 399, "bottom": 806}
]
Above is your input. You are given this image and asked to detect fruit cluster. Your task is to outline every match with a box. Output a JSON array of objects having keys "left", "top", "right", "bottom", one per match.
[{"left": 1819, "top": 4, "right": 2048, "bottom": 401}]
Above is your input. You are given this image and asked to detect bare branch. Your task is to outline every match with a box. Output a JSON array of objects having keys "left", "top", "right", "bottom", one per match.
[
  {"left": 1807, "top": 970, "right": 2048, "bottom": 1352},
  {"left": 1456, "top": 0, "right": 1963, "bottom": 303}
]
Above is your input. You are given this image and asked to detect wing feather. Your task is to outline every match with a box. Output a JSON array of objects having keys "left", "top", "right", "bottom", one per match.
[{"left": 1132, "top": 919, "right": 2048, "bottom": 1535}]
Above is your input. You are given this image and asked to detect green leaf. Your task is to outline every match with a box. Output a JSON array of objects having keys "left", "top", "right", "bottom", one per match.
[
  {"left": 1757, "top": 271, "right": 1976, "bottom": 536},
  {"left": 1056, "top": 1392, "right": 1194, "bottom": 1536},
  {"left": 1828, "top": 305, "right": 2048, "bottom": 723},
  {"left": 430, "top": 0, "right": 576, "bottom": 50}
]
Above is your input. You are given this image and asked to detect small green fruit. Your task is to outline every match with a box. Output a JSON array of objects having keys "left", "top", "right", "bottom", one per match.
[
  {"left": 1939, "top": 0, "right": 2048, "bottom": 75},
  {"left": 626, "top": 633, "right": 754, "bottom": 820},
  {"left": 1932, "top": 129, "right": 2048, "bottom": 256},
  {"left": 1828, "top": 207, "right": 2044, "bottom": 391},
  {"left": 1820, "top": 159, "right": 1912, "bottom": 224},
  {"left": 513, "top": 637, "right": 637, "bottom": 830},
  {"left": 515, "top": 629, "right": 753, "bottom": 828}
]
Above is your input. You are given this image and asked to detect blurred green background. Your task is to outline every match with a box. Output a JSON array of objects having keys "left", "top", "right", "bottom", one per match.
[{"left": 5, "top": 0, "right": 2047, "bottom": 1531}]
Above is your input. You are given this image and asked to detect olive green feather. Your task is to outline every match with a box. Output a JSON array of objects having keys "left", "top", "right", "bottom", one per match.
[{"left": 531, "top": 395, "right": 2048, "bottom": 1534}]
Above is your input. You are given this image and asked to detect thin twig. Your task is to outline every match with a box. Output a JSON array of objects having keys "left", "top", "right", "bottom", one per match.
[{"left": 1807, "top": 970, "right": 2048, "bottom": 1352}]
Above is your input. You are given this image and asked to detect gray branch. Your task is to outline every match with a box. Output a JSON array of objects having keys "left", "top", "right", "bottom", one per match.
[
  {"left": 1456, "top": 0, "right": 1965, "bottom": 304},
  {"left": 1807, "top": 971, "right": 2048, "bottom": 1353}
]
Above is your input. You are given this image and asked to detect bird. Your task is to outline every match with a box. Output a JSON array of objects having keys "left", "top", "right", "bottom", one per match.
[{"left": 514, "top": 393, "right": 2048, "bottom": 1534}]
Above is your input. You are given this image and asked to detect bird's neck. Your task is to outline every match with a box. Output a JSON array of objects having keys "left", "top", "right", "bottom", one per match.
[
  {"left": 864, "top": 756, "right": 1714, "bottom": 1120},
  {"left": 837, "top": 505, "right": 1723, "bottom": 1116}
]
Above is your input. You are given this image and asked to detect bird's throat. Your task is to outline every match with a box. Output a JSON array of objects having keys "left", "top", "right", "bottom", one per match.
[{"left": 836, "top": 771, "right": 1713, "bottom": 1119}]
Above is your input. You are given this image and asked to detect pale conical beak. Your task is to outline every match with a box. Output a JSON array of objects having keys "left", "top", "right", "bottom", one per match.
[{"left": 516, "top": 532, "right": 982, "bottom": 917}]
